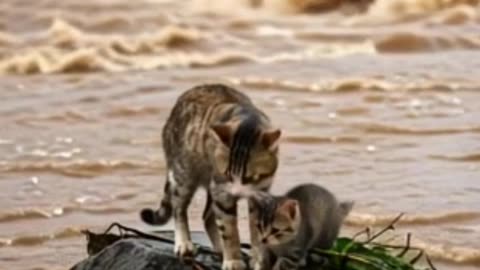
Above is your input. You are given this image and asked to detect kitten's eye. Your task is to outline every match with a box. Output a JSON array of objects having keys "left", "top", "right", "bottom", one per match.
[{"left": 271, "top": 227, "right": 279, "bottom": 235}]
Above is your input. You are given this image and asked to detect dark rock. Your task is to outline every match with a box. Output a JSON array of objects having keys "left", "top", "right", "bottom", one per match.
[{"left": 70, "top": 230, "right": 247, "bottom": 270}]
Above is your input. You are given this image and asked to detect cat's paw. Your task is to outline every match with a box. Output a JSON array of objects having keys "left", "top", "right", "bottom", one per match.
[
  {"left": 174, "top": 240, "right": 196, "bottom": 260},
  {"left": 222, "top": 259, "right": 246, "bottom": 270},
  {"left": 249, "top": 256, "right": 263, "bottom": 270},
  {"left": 251, "top": 260, "right": 263, "bottom": 270}
]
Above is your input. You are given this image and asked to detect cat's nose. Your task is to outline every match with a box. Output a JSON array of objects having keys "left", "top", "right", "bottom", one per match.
[{"left": 261, "top": 238, "right": 267, "bottom": 244}]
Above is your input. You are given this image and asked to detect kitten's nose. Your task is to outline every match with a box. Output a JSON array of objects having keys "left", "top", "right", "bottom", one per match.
[{"left": 261, "top": 238, "right": 267, "bottom": 244}]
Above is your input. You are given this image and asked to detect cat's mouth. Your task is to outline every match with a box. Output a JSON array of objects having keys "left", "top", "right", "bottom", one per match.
[{"left": 226, "top": 181, "right": 256, "bottom": 198}]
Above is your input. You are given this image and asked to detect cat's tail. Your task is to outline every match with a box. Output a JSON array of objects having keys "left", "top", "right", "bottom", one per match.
[
  {"left": 339, "top": 200, "right": 354, "bottom": 217},
  {"left": 140, "top": 181, "right": 173, "bottom": 225}
]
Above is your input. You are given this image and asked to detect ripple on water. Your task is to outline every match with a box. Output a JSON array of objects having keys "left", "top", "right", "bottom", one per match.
[
  {"left": 0, "top": 227, "right": 85, "bottom": 247},
  {"left": 429, "top": 153, "right": 480, "bottom": 162},
  {"left": 353, "top": 121, "right": 480, "bottom": 135},
  {"left": 0, "top": 159, "right": 163, "bottom": 177},
  {"left": 345, "top": 211, "right": 480, "bottom": 227},
  {"left": 0, "top": 205, "right": 132, "bottom": 224}
]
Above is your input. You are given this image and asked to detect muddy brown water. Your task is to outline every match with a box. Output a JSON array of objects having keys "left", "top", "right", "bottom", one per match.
[{"left": 1, "top": 0, "right": 480, "bottom": 269}]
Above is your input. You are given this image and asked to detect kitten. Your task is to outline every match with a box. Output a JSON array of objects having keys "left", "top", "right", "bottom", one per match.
[
  {"left": 254, "top": 183, "right": 353, "bottom": 270},
  {"left": 139, "top": 84, "right": 281, "bottom": 270}
]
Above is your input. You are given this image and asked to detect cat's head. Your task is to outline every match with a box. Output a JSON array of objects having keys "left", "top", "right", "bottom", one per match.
[
  {"left": 209, "top": 116, "right": 280, "bottom": 189},
  {"left": 255, "top": 196, "right": 301, "bottom": 247}
]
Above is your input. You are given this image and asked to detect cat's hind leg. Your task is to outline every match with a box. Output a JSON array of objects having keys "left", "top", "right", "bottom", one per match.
[{"left": 169, "top": 169, "right": 197, "bottom": 259}]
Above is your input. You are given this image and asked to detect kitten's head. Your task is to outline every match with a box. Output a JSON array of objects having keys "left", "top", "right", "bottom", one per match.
[
  {"left": 339, "top": 200, "right": 354, "bottom": 220},
  {"left": 255, "top": 196, "right": 301, "bottom": 247},
  {"left": 210, "top": 115, "right": 280, "bottom": 189}
]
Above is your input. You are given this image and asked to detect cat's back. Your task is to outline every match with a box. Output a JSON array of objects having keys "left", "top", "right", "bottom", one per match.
[
  {"left": 286, "top": 184, "right": 344, "bottom": 249},
  {"left": 172, "top": 84, "right": 252, "bottom": 110},
  {"left": 163, "top": 84, "right": 253, "bottom": 138},
  {"left": 286, "top": 183, "right": 336, "bottom": 205},
  {"left": 162, "top": 84, "right": 257, "bottom": 161}
]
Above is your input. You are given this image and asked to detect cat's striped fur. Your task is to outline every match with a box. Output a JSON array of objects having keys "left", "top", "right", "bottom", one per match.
[{"left": 140, "top": 84, "right": 281, "bottom": 270}]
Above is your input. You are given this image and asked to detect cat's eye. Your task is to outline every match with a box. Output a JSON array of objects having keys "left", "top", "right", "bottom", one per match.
[{"left": 271, "top": 227, "right": 280, "bottom": 234}]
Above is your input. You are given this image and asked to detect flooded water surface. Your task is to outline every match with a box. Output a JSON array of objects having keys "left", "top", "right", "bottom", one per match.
[{"left": 1, "top": 0, "right": 480, "bottom": 269}]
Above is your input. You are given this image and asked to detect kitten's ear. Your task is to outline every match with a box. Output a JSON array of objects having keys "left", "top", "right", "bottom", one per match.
[
  {"left": 339, "top": 201, "right": 354, "bottom": 217},
  {"left": 279, "top": 199, "right": 298, "bottom": 220},
  {"left": 81, "top": 230, "right": 91, "bottom": 241},
  {"left": 262, "top": 129, "right": 281, "bottom": 150},
  {"left": 211, "top": 124, "right": 233, "bottom": 146}
]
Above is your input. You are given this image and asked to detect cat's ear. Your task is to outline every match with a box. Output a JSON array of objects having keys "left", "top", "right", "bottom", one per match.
[
  {"left": 211, "top": 124, "right": 233, "bottom": 146},
  {"left": 339, "top": 201, "right": 354, "bottom": 217},
  {"left": 279, "top": 199, "right": 298, "bottom": 220},
  {"left": 262, "top": 129, "right": 281, "bottom": 150}
]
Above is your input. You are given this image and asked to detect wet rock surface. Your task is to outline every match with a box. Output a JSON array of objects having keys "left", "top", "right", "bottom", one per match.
[{"left": 70, "top": 230, "right": 243, "bottom": 270}]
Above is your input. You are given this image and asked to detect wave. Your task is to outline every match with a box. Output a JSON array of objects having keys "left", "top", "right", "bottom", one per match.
[
  {"left": 0, "top": 159, "right": 162, "bottom": 177},
  {"left": 47, "top": 19, "right": 201, "bottom": 52},
  {"left": 0, "top": 19, "right": 221, "bottom": 74},
  {"left": 412, "top": 239, "right": 480, "bottom": 265},
  {"left": 284, "top": 135, "right": 361, "bottom": 144},
  {"left": 192, "top": 0, "right": 479, "bottom": 21},
  {"left": 227, "top": 76, "right": 480, "bottom": 93},
  {"left": 0, "top": 47, "right": 254, "bottom": 74},
  {"left": 365, "top": 0, "right": 480, "bottom": 23},
  {"left": 0, "top": 32, "right": 19, "bottom": 47},
  {"left": 345, "top": 211, "right": 480, "bottom": 226},
  {"left": 15, "top": 110, "right": 93, "bottom": 124},
  {"left": 104, "top": 106, "right": 164, "bottom": 117},
  {"left": 374, "top": 31, "right": 480, "bottom": 53},
  {"left": 0, "top": 206, "right": 132, "bottom": 224},
  {"left": 430, "top": 153, "right": 480, "bottom": 162},
  {"left": 0, "top": 209, "right": 53, "bottom": 223},
  {"left": 353, "top": 122, "right": 480, "bottom": 135},
  {"left": 0, "top": 227, "right": 84, "bottom": 247},
  {"left": 2, "top": 19, "right": 479, "bottom": 74}
]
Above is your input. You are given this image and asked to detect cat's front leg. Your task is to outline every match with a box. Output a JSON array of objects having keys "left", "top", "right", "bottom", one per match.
[
  {"left": 212, "top": 195, "right": 245, "bottom": 270},
  {"left": 248, "top": 198, "right": 263, "bottom": 269}
]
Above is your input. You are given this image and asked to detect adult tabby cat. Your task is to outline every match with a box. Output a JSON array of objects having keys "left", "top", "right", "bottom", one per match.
[{"left": 140, "top": 84, "right": 281, "bottom": 270}]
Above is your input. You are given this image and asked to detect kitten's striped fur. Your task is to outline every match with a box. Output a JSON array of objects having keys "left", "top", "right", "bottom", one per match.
[
  {"left": 140, "top": 84, "right": 281, "bottom": 270},
  {"left": 254, "top": 184, "right": 353, "bottom": 270}
]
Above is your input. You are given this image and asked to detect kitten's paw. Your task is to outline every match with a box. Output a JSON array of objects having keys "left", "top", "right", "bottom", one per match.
[
  {"left": 174, "top": 240, "right": 196, "bottom": 260},
  {"left": 273, "top": 259, "right": 298, "bottom": 270},
  {"left": 222, "top": 259, "right": 246, "bottom": 270}
]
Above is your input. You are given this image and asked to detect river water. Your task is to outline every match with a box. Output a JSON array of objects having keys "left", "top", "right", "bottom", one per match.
[{"left": 1, "top": 0, "right": 479, "bottom": 269}]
